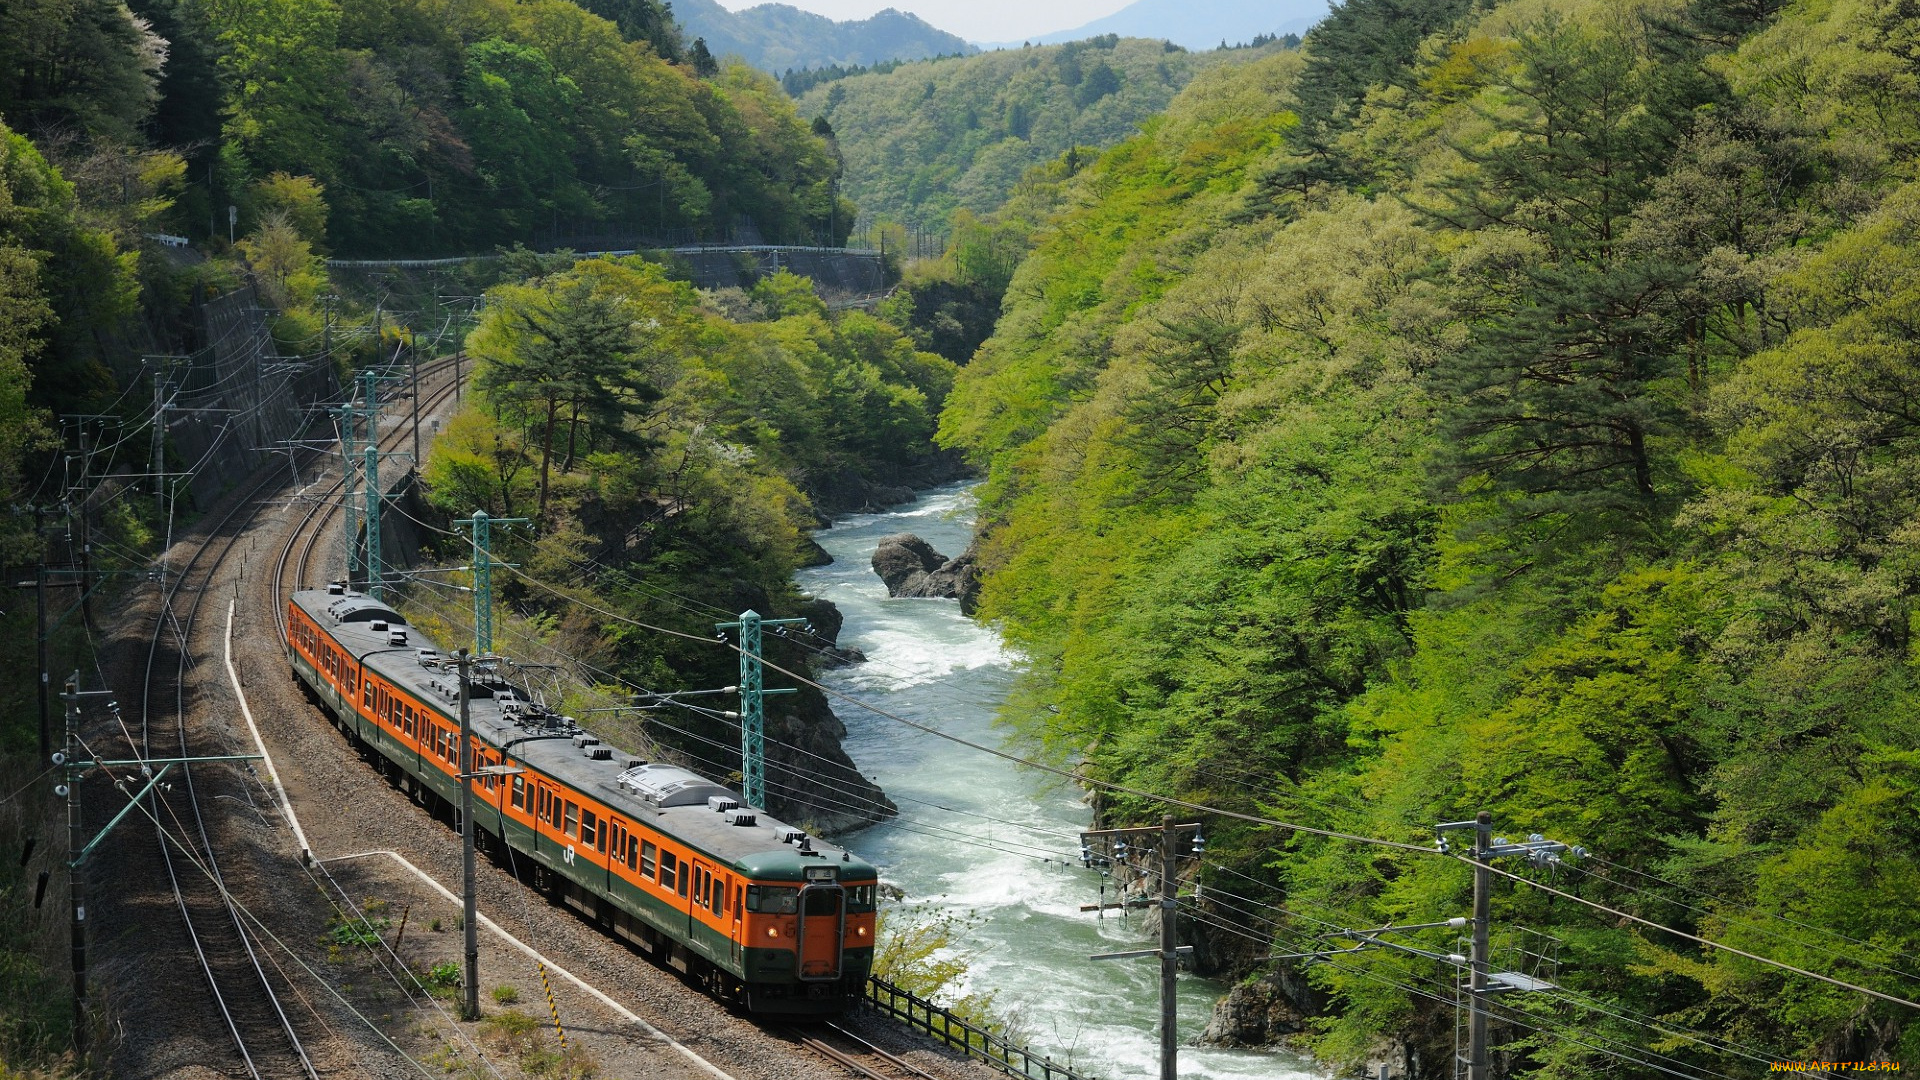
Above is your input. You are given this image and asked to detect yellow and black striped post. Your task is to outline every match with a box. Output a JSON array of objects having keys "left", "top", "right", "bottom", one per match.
[{"left": 537, "top": 963, "right": 568, "bottom": 1051}]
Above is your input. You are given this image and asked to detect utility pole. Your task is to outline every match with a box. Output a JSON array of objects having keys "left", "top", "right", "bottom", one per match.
[
  {"left": 714, "top": 610, "right": 802, "bottom": 809},
  {"left": 57, "top": 675, "right": 259, "bottom": 1053},
  {"left": 361, "top": 369, "right": 383, "bottom": 593},
  {"left": 409, "top": 338, "right": 422, "bottom": 470},
  {"left": 58, "top": 673, "right": 131, "bottom": 1051},
  {"left": 332, "top": 401, "right": 361, "bottom": 585},
  {"left": 455, "top": 510, "right": 528, "bottom": 656},
  {"left": 150, "top": 366, "right": 168, "bottom": 522},
  {"left": 1470, "top": 812, "right": 1491, "bottom": 1080},
  {"left": 62, "top": 673, "right": 85, "bottom": 1050},
  {"left": 1158, "top": 814, "right": 1178, "bottom": 1080},
  {"left": 364, "top": 443, "right": 383, "bottom": 598},
  {"left": 1083, "top": 818, "right": 1205, "bottom": 1080},
  {"left": 1434, "top": 814, "right": 1584, "bottom": 1080},
  {"left": 35, "top": 568, "right": 49, "bottom": 757},
  {"left": 457, "top": 649, "right": 480, "bottom": 1021},
  {"left": 73, "top": 430, "right": 94, "bottom": 629}
]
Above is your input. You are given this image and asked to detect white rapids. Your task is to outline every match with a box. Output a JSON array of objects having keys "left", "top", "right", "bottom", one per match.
[{"left": 797, "top": 482, "right": 1325, "bottom": 1080}]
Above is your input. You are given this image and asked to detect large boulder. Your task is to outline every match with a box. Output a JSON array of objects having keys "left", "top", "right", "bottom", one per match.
[
  {"left": 871, "top": 533, "right": 981, "bottom": 613},
  {"left": 794, "top": 597, "right": 865, "bottom": 668}
]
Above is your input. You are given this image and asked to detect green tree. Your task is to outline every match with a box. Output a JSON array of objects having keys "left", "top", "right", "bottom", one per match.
[
  {"left": 0, "top": 0, "right": 166, "bottom": 141},
  {"left": 1425, "top": 21, "right": 1701, "bottom": 541},
  {"left": 471, "top": 264, "right": 681, "bottom": 519}
]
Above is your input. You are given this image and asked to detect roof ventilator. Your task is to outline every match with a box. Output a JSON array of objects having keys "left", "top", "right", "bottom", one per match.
[
  {"left": 725, "top": 809, "right": 758, "bottom": 827},
  {"left": 775, "top": 827, "right": 805, "bottom": 845},
  {"left": 707, "top": 796, "right": 740, "bottom": 813}
]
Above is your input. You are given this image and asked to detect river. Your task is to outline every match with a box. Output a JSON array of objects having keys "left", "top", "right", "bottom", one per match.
[{"left": 796, "top": 482, "right": 1323, "bottom": 1080}]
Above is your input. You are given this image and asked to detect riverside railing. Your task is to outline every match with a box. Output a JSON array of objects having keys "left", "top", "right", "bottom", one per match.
[{"left": 863, "top": 975, "right": 1098, "bottom": 1080}]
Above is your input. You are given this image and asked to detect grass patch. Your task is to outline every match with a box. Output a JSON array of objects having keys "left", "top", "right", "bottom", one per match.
[{"left": 478, "top": 1010, "right": 598, "bottom": 1078}]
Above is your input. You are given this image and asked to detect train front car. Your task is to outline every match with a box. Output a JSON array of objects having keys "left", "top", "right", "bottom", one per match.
[{"left": 733, "top": 841, "right": 879, "bottom": 1016}]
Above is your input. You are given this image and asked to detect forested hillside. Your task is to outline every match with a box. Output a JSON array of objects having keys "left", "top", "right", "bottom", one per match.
[
  {"left": 796, "top": 37, "right": 1262, "bottom": 225},
  {"left": 0, "top": 0, "right": 907, "bottom": 1066},
  {"left": 940, "top": 0, "right": 1920, "bottom": 1072},
  {"left": 0, "top": 0, "right": 851, "bottom": 258},
  {"left": 0, "top": 0, "right": 862, "bottom": 554}
]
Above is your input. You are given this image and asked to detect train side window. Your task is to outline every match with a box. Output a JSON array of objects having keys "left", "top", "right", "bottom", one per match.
[
  {"left": 562, "top": 801, "right": 579, "bottom": 838},
  {"left": 538, "top": 787, "right": 552, "bottom": 824},
  {"left": 734, "top": 886, "right": 743, "bottom": 915},
  {"left": 678, "top": 862, "right": 689, "bottom": 898},
  {"left": 641, "top": 841, "right": 656, "bottom": 877},
  {"left": 693, "top": 868, "right": 707, "bottom": 910},
  {"left": 511, "top": 777, "right": 526, "bottom": 810},
  {"left": 579, "top": 809, "right": 597, "bottom": 849},
  {"left": 626, "top": 834, "right": 638, "bottom": 871},
  {"left": 659, "top": 851, "right": 676, "bottom": 892}
]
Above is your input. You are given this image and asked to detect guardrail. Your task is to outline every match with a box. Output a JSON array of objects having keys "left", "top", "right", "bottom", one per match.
[
  {"left": 863, "top": 975, "right": 1098, "bottom": 1080},
  {"left": 324, "top": 244, "right": 883, "bottom": 269}
]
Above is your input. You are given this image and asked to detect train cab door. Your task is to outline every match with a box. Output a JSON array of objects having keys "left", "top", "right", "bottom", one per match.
[
  {"left": 727, "top": 875, "right": 743, "bottom": 968},
  {"left": 795, "top": 883, "right": 845, "bottom": 981}
]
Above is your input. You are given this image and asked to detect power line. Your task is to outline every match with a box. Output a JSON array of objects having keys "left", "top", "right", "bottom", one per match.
[{"left": 1468, "top": 857, "right": 1920, "bottom": 1013}]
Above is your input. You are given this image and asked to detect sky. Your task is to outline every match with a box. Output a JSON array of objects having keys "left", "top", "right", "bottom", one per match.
[{"left": 708, "top": 0, "right": 1135, "bottom": 43}]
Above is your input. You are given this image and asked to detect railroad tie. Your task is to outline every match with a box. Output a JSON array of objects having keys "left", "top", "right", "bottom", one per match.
[{"left": 538, "top": 962, "right": 568, "bottom": 1052}]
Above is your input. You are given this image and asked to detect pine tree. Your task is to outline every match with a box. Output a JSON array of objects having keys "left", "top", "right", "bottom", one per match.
[
  {"left": 689, "top": 37, "right": 718, "bottom": 79},
  {"left": 1425, "top": 21, "right": 1704, "bottom": 535}
]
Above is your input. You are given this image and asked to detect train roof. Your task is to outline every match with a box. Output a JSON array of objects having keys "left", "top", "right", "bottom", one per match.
[{"left": 291, "top": 588, "right": 878, "bottom": 883}]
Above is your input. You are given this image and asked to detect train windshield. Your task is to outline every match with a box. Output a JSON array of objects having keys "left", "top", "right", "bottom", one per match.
[
  {"left": 845, "top": 885, "right": 876, "bottom": 912},
  {"left": 746, "top": 886, "right": 798, "bottom": 914},
  {"left": 802, "top": 889, "right": 841, "bottom": 916}
]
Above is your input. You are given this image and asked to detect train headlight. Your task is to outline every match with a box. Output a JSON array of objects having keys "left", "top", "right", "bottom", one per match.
[
  {"left": 856, "top": 926, "right": 868, "bottom": 938},
  {"left": 767, "top": 926, "right": 779, "bottom": 939}
]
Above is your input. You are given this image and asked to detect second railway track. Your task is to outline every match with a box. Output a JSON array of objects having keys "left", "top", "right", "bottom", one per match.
[{"left": 108, "top": 356, "right": 464, "bottom": 1078}]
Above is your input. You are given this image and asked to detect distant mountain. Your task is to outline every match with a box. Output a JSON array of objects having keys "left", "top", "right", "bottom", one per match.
[
  {"left": 675, "top": 0, "right": 976, "bottom": 73},
  {"left": 984, "top": 0, "right": 1330, "bottom": 51}
]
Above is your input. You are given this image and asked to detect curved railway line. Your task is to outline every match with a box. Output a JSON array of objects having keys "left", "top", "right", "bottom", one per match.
[
  {"left": 114, "top": 358, "right": 460, "bottom": 1077},
  {"left": 91, "top": 353, "right": 1004, "bottom": 1080}
]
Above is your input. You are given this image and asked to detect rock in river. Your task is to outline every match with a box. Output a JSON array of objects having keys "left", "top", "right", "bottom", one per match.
[{"left": 871, "top": 532, "right": 980, "bottom": 614}]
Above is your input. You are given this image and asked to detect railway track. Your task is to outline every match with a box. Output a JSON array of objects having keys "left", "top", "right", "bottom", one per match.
[
  {"left": 791, "top": 1022, "right": 946, "bottom": 1080},
  {"left": 115, "top": 357, "right": 462, "bottom": 1078},
  {"left": 274, "top": 359, "right": 465, "bottom": 625}
]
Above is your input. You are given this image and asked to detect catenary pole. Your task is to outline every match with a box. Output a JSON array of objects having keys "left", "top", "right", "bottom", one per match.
[
  {"left": 714, "top": 610, "right": 801, "bottom": 809},
  {"left": 458, "top": 649, "right": 480, "bottom": 1020},
  {"left": 63, "top": 673, "right": 85, "bottom": 1051},
  {"left": 1159, "top": 813, "right": 1178, "bottom": 1080}
]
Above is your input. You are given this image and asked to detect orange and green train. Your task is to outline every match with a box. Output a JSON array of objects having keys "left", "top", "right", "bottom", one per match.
[{"left": 288, "top": 585, "right": 878, "bottom": 1015}]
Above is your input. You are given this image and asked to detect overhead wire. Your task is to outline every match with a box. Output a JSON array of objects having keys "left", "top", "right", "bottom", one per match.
[
  {"left": 1468, "top": 857, "right": 1920, "bottom": 1013},
  {"left": 1184, "top": 869, "right": 1793, "bottom": 1068},
  {"left": 431, "top": 529, "right": 1920, "bottom": 1017},
  {"left": 1580, "top": 853, "right": 1920, "bottom": 982},
  {"left": 346, "top": 383, "right": 1920, "bottom": 1022}
]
